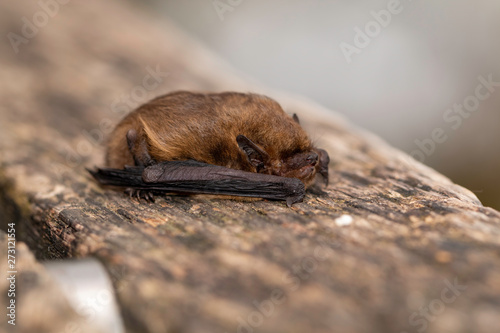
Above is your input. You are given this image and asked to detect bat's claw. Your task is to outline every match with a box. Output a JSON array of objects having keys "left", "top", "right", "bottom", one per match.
[
  {"left": 125, "top": 188, "right": 155, "bottom": 203},
  {"left": 286, "top": 192, "right": 304, "bottom": 208},
  {"left": 147, "top": 191, "right": 156, "bottom": 203}
]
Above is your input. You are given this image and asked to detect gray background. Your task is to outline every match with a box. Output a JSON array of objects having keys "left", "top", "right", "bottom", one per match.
[{"left": 135, "top": 0, "right": 500, "bottom": 209}]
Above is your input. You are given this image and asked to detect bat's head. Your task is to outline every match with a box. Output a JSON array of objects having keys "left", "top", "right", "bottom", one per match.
[
  {"left": 276, "top": 148, "right": 330, "bottom": 187},
  {"left": 237, "top": 135, "right": 329, "bottom": 187}
]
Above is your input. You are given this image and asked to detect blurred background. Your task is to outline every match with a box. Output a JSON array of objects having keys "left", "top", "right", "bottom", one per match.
[{"left": 132, "top": 0, "right": 500, "bottom": 209}]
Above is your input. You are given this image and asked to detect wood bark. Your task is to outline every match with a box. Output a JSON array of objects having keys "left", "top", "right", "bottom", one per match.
[{"left": 0, "top": 1, "right": 499, "bottom": 333}]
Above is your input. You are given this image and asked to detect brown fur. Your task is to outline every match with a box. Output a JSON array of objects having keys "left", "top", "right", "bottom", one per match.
[{"left": 106, "top": 91, "right": 323, "bottom": 187}]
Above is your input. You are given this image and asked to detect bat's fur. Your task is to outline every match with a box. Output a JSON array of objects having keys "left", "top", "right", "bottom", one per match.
[{"left": 106, "top": 91, "right": 327, "bottom": 188}]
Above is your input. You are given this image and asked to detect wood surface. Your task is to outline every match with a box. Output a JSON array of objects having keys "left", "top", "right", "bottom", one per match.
[{"left": 1, "top": 1, "right": 499, "bottom": 333}]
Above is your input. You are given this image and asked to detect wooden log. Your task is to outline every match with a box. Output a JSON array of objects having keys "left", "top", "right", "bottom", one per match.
[{"left": 1, "top": 1, "right": 499, "bottom": 333}]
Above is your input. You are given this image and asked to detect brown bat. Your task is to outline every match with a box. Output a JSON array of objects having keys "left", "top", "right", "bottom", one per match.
[{"left": 89, "top": 91, "right": 329, "bottom": 206}]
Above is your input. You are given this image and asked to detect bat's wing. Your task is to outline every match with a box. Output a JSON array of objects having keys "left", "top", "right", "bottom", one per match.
[{"left": 88, "top": 160, "right": 305, "bottom": 207}]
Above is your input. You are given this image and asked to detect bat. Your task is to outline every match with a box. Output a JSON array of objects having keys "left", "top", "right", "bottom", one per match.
[{"left": 89, "top": 91, "right": 330, "bottom": 206}]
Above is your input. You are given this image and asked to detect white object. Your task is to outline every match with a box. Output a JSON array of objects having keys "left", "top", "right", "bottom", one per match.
[
  {"left": 43, "top": 258, "right": 125, "bottom": 333},
  {"left": 335, "top": 215, "right": 353, "bottom": 227}
]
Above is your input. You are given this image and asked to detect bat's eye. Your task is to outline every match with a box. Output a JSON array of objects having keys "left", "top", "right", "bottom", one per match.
[
  {"left": 255, "top": 162, "right": 266, "bottom": 173},
  {"left": 306, "top": 152, "right": 319, "bottom": 165}
]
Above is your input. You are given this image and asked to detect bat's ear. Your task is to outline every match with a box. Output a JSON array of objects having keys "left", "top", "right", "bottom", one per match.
[
  {"left": 236, "top": 135, "right": 270, "bottom": 170},
  {"left": 316, "top": 148, "right": 330, "bottom": 187},
  {"left": 126, "top": 129, "right": 153, "bottom": 167},
  {"left": 292, "top": 113, "right": 300, "bottom": 124}
]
